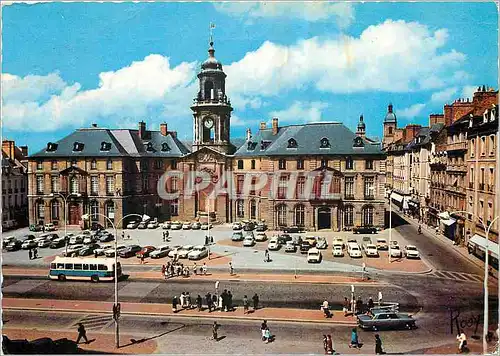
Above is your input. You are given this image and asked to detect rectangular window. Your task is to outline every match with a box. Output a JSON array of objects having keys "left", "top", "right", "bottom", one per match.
[
  {"left": 481, "top": 137, "right": 486, "bottom": 156},
  {"left": 170, "top": 177, "right": 178, "bottom": 193},
  {"left": 51, "top": 176, "right": 59, "bottom": 193},
  {"left": 51, "top": 161, "right": 58, "bottom": 170},
  {"left": 106, "top": 176, "right": 114, "bottom": 195},
  {"left": 320, "top": 159, "right": 328, "bottom": 168},
  {"left": 51, "top": 201, "right": 59, "bottom": 219},
  {"left": 56, "top": 263, "right": 64, "bottom": 269},
  {"left": 74, "top": 264, "right": 82, "bottom": 270},
  {"left": 237, "top": 160, "right": 243, "bottom": 169},
  {"left": 346, "top": 157, "right": 353, "bottom": 170},
  {"left": 278, "top": 176, "right": 288, "bottom": 199},
  {"left": 345, "top": 177, "right": 354, "bottom": 198},
  {"left": 155, "top": 159, "right": 164, "bottom": 169},
  {"left": 171, "top": 160, "right": 177, "bottom": 169},
  {"left": 142, "top": 176, "right": 148, "bottom": 192},
  {"left": 36, "top": 176, "right": 44, "bottom": 194},
  {"left": 89, "top": 264, "right": 97, "bottom": 271},
  {"left": 91, "top": 160, "right": 97, "bottom": 170},
  {"left": 37, "top": 161, "right": 43, "bottom": 170},
  {"left": 365, "top": 159, "right": 374, "bottom": 170},
  {"left": 37, "top": 202, "right": 45, "bottom": 218},
  {"left": 70, "top": 177, "right": 79, "bottom": 194},
  {"left": 236, "top": 175, "right": 244, "bottom": 195},
  {"left": 490, "top": 135, "right": 495, "bottom": 156},
  {"left": 297, "top": 159, "right": 304, "bottom": 170},
  {"left": 251, "top": 160, "right": 256, "bottom": 170},
  {"left": 278, "top": 159, "right": 286, "bottom": 170},
  {"left": 364, "top": 177, "right": 375, "bottom": 198},
  {"left": 91, "top": 176, "right": 99, "bottom": 195},
  {"left": 107, "top": 160, "right": 113, "bottom": 170},
  {"left": 83, "top": 264, "right": 89, "bottom": 270},
  {"left": 98, "top": 264, "right": 108, "bottom": 271},
  {"left": 64, "top": 264, "right": 73, "bottom": 270},
  {"left": 170, "top": 199, "right": 179, "bottom": 216},
  {"left": 296, "top": 176, "right": 305, "bottom": 198}
]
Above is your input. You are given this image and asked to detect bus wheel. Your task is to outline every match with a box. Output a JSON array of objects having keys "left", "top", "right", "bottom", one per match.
[
  {"left": 91, "top": 275, "right": 99, "bottom": 283},
  {"left": 58, "top": 274, "right": 66, "bottom": 281}
]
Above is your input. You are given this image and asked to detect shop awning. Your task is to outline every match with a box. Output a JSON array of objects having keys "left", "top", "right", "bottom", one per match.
[
  {"left": 441, "top": 218, "right": 457, "bottom": 226},
  {"left": 469, "top": 234, "right": 499, "bottom": 260},
  {"left": 390, "top": 192, "right": 404, "bottom": 203},
  {"left": 438, "top": 212, "right": 451, "bottom": 220}
]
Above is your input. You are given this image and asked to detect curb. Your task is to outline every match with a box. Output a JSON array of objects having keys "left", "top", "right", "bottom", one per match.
[{"left": 3, "top": 306, "right": 358, "bottom": 326}]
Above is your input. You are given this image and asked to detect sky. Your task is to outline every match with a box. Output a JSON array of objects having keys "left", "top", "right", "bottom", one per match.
[{"left": 1, "top": 1, "right": 498, "bottom": 153}]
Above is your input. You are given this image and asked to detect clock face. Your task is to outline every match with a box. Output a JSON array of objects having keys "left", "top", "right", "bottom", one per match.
[{"left": 204, "top": 118, "right": 214, "bottom": 129}]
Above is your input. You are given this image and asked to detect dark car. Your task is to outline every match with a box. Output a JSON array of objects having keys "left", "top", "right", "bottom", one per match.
[
  {"left": 77, "top": 243, "right": 100, "bottom": 257},
  {"left": 118, "top": 245, "right": 142, "bottom": 258},
  {"left": 98, "top": 233, "right": 114, "bottom": 242},
  {"left": 277, "top": 234, "right": 292, "bottom": 244},
  {"left": 255, "top": 223, "right": 267, "bottom": 232},
  {"left": 22, "top": 234, "right": 36, "bottom": 241},
  {"left": 231, "top": 231, "right": 244, "bottom": 241},
  {"left": 136, "top": 246, "right": 156, "bottom": 258},
  {"left": 29, "top": 224, "right": 44, "bottom": 232},
  {"left": 6, "top": 239, "right": 23, "bottom": 251},
  {"left": 137, "top": 221, "right": 149, "bottom": 229},
  {"left": 353, "top": 226, "right": 377, "bottom": 234},
  {"left": 243, "top": 222, "right": 255, "bottom": 231},
  {"left": 90, "top": 222, "right": 105, "bottom": 231},
  {"left": 357, "top": 311, "right": 416, "bottom": 331},
  {"left": 50, "top": 237, "right": 66, "bottom": 249},
  {"left": 282, "top": 226, "right": 303, "bottom": 233},
  {"left": 300, "top": 241, "right": 312, "bottom": 254}
]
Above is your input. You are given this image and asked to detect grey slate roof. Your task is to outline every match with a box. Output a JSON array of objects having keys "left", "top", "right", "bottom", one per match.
[
  {"left": 234, "top": 122, "right": 383, "bottom": 157},
  {"left": 30, "top": 127, "right": 190, "bottom": 158}
]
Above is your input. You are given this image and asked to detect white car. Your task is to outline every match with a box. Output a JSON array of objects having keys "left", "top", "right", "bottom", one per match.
[
  {"left": 168, "top": 245, "right": 183, "bottom": 258},
  {"left": 161, "top": 222, "right": 171, "bottom": 229},
  {"left": 94, "top": 244, "right": 113, "bottom": 256},
  {"left": 307, "top": 248, "right": 322, "bottom": 263},
  {"left": 104, "top": 245, "right": 127, "bottom": 257},
  {"left": 268, "top": 237, "right": 281, "bottom": 251},
  {"left": 22, "top": 240, "right": 37, "bottom": 249},
  {"left": 3, "top": 236, "right": 15, "bottom": 248},
  {"left": 390, "top": 244, "right": 403, "bottom": 258},
  {"left": 182, "top": 222, "right": 191, "bottom": 230},
  {"left": 364, "top": 244, "right": 379, "bottom": 257},
  {"left": 150, "top": 245, "right": 171, "bottom": 259},
  {"left": 200, "top": 222, "right": 212, "bottom": 230},
  {"left": 188, "top": 245, "right": 209, "bottom": 260},
  {"left": 255, "top": 232, "right": 268, "bottom": 242},
  {"left": 243, "top": 236, "right": 256, "bottom": 247},
  {"left": 404, "top": 245, "right": 420, "bottom": 259},
  {"left": 44, "top": 223, "right": 56, "bottom": 231},
  {"left": 316, "top": 237, "right": 328, "bottom": 249},
  {"left": 332, "top": 245, "right": 344, "bottom": 257},
  {"left": 63, "top": 244, "right": 84, "bottom": 257},
  {"left": 147, "top": 220, "right": 159, "bottom": 229},
  {"left": 332, "top": 237, "right": 345, "bottom": 249},
  {"left": 376, "top": 238, "right": 388, "bottom": 250},
  {"left": 81, "top": 230, "right": 92, "bottom": 236},
  {"left": 284, "top": 240, "right": 297, "bottom": 252},
  {"left": 170, "top": 221, "right": 182, "bottom": 230},
  {"left": 347, "top": 243, "right": 362, "bottom": 258},
  {"left": 83, "top": 236, "right": 96, "bottom": 245},
  {"left": 232, "top": 222, "right": 242, "bottom": 230},
  {"left": 69, "top": 235, "right": 84, "bottom": 245},
  {"left": 177, "top": 245, "right": 194, "bottom": 258}
]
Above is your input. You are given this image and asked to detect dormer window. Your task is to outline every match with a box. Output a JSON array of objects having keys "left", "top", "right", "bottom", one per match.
[
  {"left": 320, "top": 137, "right": 330, "bottom": 149},
  {"left": 353, "top": 137, "right": 364, "bottom": 148},
  {"left": 100, "top": 141, "right": 111, "bottom": 151},
  {"left": 161, "top": 142, "right": 170, "bottom": 152},
  {"left": 247, "top": 141, "right": 256, "bottom": 151},
  {"left": 287, "top": 138, "right": 298, "bottom": 148},
  {"left": 46, "top": 142, "right": 58, "bottom": 152},
  {"left": 260, "top": 140, "right": 271, "bottom": 150},
  {"left": 483, "top": 110, "right": 488, "bottom": 124},
  {"left": 73, "top": 142, "right": 84, "bottom": 152},
  {"left": 145, "top": 142, "right": 154, "bottom": 152}
]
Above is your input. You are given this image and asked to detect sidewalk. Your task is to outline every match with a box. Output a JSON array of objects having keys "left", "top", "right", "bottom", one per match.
[
  {"left": 2, "top": 297, "right": 358, "bottom": 325},
  {"left": 410, "top": 339, "right": 498, "bottom": 354},
  {"left": 2, "top": 327, "right": 158, "bottom": 354}
]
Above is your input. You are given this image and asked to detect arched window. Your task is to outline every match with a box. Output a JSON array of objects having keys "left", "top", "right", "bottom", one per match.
[
  {"left": 204, "top": 81, "right": 214, "bottom": 100},
  {"left": 294, "top": 204, "right": 305, "bottom": 227},
  {"left": 320, "top": 137, "right": 330, "bottom": 148},
  {"left": 251, "top": 159, "right": 256, "bottom": 169},
  {"left": 344, "top": 205, "right": 354, "bottom": 227},
  {"left": 388, "top": 126, "right": 393, "bottom": 135},
  {"left": 362, "top": 205, "right": 374, "bottom": 226},
  {"left": 91, "top": 159, "right": 97, "bottom": 170},
  {"left": 276, "top": 204, "right": 287, "bottom": 226},
  {"left": 250, "top": 199, "right": 257, "bottom": 220},
  {"left": 90, "top": 200, "right": 99, "bottom": 221},
  {"left": 51, "top": 200, "right": 60, "bottom": 220},
  {"left": 287, "top": 138, "right": 297, "bottom": 148},
  {"left": 237, "top": 160, "right": 243, "bottom": 169},
  {"left": 236, "top": 199, "right": 244, "bottom": 218}
]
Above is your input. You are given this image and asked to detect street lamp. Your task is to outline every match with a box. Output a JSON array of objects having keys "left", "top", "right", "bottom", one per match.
[
  {"left": 82, "top": 212, "right": 144, "bottom": 349},
  {"left": 48, "top": 192, "right": 81, "bottom": 255}
]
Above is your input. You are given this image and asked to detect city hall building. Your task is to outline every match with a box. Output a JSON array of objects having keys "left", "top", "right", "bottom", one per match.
[{"left": 28, "top": 40, "right": 386, "bottom": 231}]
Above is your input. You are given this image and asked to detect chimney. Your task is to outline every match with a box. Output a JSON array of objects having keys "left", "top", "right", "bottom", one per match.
[
  {"left": 260, "top": 122, "right": 267, "bottom": 130},
  {"left": 160, "top": 122, "right": 168, "bottom": 136},
  {"left": 138, "top": 121, "right": 146, "bottom": 139},
  {"left": 272, "top": 117, "right": 279, "bottom": 135},
  {"left": 91, "top": 123, "right": 97, "bottom": 128},
  {"left": 246, "top": 128, "right": 252, "bottom": 141},
  {"left": 429, "top": 114, "right": 445, "bottom": 126},
  {"left": 19, "top": 145, "right": 28, "bottom": 158},
  {"left": 2, "top": 140, "right": 15, "bottom": 160}
]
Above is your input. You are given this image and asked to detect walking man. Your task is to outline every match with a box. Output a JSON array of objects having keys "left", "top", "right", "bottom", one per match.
[
  {"left": 252, "top": 293, "right": 259, "bottom": 311},
  {"left": 140, "top": 254, "right": 145, "bottom": 264},
  {"left": 202, "top": 263, "right": 207, "bottom": 275},
  {"left": 193, "top": 262, "right": 198, "bottom": 275},
  {"left": 343, "top": 297, "right": 350, "bottom": 317},
  {"left": 227, "top": 291, "right": 233, "bottom": 312},
  {"left": 205, "top": 292, "right": 212, "bottom": 312},
  {"left": 375, "top": 334, "right": 385, "bottom": 354},
  {"left": 28, "top": 249, "right": 32, "bottom": 260},
  {"left": 212, "top": 321, "right": 219, "bottom": 341},
  {"left": 121, "top": 231, "right": 125, "bottom": 240},
  {"left": 212, "top": 294, "right": 218, "bottom": 311},
  {"left": 261, "top": 320, "right": 268, "bottom": 341},
  {"left": 172, "top": 295, "right": 179, "bottom": 313},
  {"left": 229, "top": 262, "right": 234, "bottom": 275},
  {"left": 243, "top": 295, "right": 249, "bottom": 314},
  {"left": 215, "top": 280, "right": 220, "bottom": 296},
  {"left": 196, "top": 294, "right": 203, "bottom": 311},
  {"left": 264, "top": 249, "right": 270, "bottom": 262},
  {"left": 33, "top": 248, "right": 38, "bottom": 259},
  {"left": 76, "top": 323, "right": 89, "bottom": 344},
  {"left": 457, "top": 330, "right": 467, "bottom": 353}
]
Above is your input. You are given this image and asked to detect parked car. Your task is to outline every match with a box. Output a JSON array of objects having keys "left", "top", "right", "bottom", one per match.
[
  {"left": 362, "top": 236, "right": 373, "bottom": 248},
  {"left": 255, "top": 222, "right": 267, "bottom": 231},
  {"left": 83, "top": 236, "right": 97, "bottom": 245},
  {"left": 283, "top": 226, "right": 302, "bottom": 233},
  {"left": 182, "top": 222, "right": 192, "bottom": 230},
  {"left": 138, "top": 220, "right": 149, "bottom": 229},
  {"left": 136, "top": 246, "right": 156, "bottom": 258},
  {"left": 347, "top": 237, "right": 357, "bottom": 244},
  {"left": 316, "top": 236, "right": 328, "bottom": 249},
  {"left": 305, "top": 235, "right": 317, "bottom": 247},
  {"left": 357, "top": 311, "right": 416, "bottom": 330},
  {"left": 243, "top": 222, "right": 255, "bottom": 231},
  {"left": 245, "top": 231, "right": 255, "bottom": 238},
  {"left": 63, "top": 244, "right": 84, "bottom": 257},
  {"left": 191, "top": 222, "right": 201, "bottom": 230},
  {"left": 118, "top": 245, "right": 142, "bottom": 258},
  {"left": 231, "top": 231, "right": 244, "bottom": 241},
  {"left": 94, "top": 244, "right": 112, "bottom": 256},
  {"left": 292, "top": 235, "right": 303, "bottom": 246},
  {"left": 353, "top": 226, "right": 377, "bottom": 234},
  {"left": 332, "top": 245, "right": 344, "bottom": 257},
  {"left": 307, "top": 248, "right": 322, "bottom": 263},
  {"left": 170, "top": 221, "right": 182, "bottom": 230},
  {"left": 161, "top": 221, "right": 171, "bottom": 229},
  {"left": 78, "top": 244, "right": 100, "bottom": 257},
  {"left": 147, "top": 220, "right": 159, "bottom": 229},
  {"left": 104, "top": 245, "right": 127, "bottom": 257},
  {"left": 50, "top": 237, "right": 66, "bottom": 249},
  {"left": 150, "top": 245, "right": 171, "bottom": 259},
  {"left": 38, "top": 237, "right": 53, "bottom": 248},
  {"left": 284, "top": 240, "right": 297, "bottom": 252},
  {"left": 98, "top": 233, "right": 114, "bottom": 242},
  {"left": 6, "top": 239, "right": 22, "bottom": 251},
  {"left": 300, "top": 241, "right": 312, "bottom": 254},
  {"left": 232, "top": 222, "right": 242, "bottom": 230},
  {"left": 177, "top": 245, "right": 194, "bottom": 258},
  {"left": 277, "top": 233, "right": 292, "bottom": 244},
  {"left": 168, "top": 245, "right": 183, "bottom": 258},
  {"left": 200, "top": 222, "right": 212, "bottom": 230},
  {"left": 81, "top": 230, "right": 92, "bottom": 236},
  {"left": 376, "top": 238, "right": 388, "bottom": 250},
  {"left": 90, "top": 222, "right": 104, "bottom": 231},
  {"left": 255, "top": 232, "right": 268, "bottom": 242},
  {"left": 390, "top": 244, "right": 403, "bottom": 258},
  {"left": 69, "top": 235, "right": 84, "bottom": 245},
  {"left": 188, "top": 245, "right": 209, "bottom": 260},
  {"left": 22, "top": 240, "right": 37, "bottom": 250},
  {"left": 268, "top": 237, "right": 281, "bottom": 251},
  {"left": 364, "top": 244, "right": 379, "bottom": 257},
  {"left": 332, "top": 237, "right": 345, "bottom": 249},
  {"left": 127, "top": 220, "right": 140, "bottom": 229},
  {"left": 243, "top": 235, "right": 256, "bottom": 247},
  {"left": 22, "top": 234, "right": 36, "bottom": 241},
  {"left": 29, "top": 224, "right": 44, "bottom": 232},
  {"left": 404, "top": 245, "right": 420, "bottom": 259},
  {"left": 44, "top": 223, "right": 57, "bottom": 231},
  {"left": 3, "top": 236, "right": 16, "bottom": 249},
  {"left": 347, "top": 242, "right": 362, "bottom": 258}
]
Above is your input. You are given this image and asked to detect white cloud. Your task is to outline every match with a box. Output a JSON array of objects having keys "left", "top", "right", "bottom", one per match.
[
  {"left": 269, "top": 101, "right": 329, "bottom": 123},
  {"left": 1, "top": 72, "right": 68, "bottom": 102},
  {"left": 399, "top": 103, "right": 426, "bottom": 119},
  {"left": 461, "top": 85, "right": 478, "bottom": 101},
  {"left": 430, "top": 87, "right": 458, "bottom": 103},
  {"left": 214, "top": 2, "right": 355, "bottom": 28}
]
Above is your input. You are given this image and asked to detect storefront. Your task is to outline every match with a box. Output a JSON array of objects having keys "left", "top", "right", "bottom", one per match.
[
  {"left": 408, "top": 199, "right": 420, "bottom": 219},
  {"left": 467, "top": 234, "right": 499, "bottom": 270},
  {"left": 427, "top": 207, "right": 439, "bottom": 228}
]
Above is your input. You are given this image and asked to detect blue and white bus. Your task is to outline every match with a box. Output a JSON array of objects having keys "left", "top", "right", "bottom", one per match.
[{"left": 49, "top": 257, "right": 122, "bottom": 282}]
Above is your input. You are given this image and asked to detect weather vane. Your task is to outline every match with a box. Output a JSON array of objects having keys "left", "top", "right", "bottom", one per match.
[{"left": 209, "top": 22, "right": 216, "bottom": 44}]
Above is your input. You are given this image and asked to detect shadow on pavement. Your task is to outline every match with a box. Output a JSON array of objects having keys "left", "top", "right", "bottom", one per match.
[
  {"left": 119, "top": 323, "right": 186, "bottom": 348},
  {"left": 385, "top": 210, "right": 410, "bottom": 229}
]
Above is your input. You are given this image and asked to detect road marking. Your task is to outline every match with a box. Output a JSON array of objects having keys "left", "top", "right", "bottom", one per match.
[
  {"left": 117, "top": 281, "right": 160, "bottom": 299},
  {"left": 432, "top": 270, "right": 483, "bottom": 283},
  {"left": 73, "top": 315, "right": 113, "bottom": 331},
  {"left": 2, "top": 280, "right": 47, "bottom": 294}
]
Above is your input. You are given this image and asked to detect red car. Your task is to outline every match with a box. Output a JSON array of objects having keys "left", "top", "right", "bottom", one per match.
[{"left": 136, "top": 246, "right": 156, "bottom": 258}]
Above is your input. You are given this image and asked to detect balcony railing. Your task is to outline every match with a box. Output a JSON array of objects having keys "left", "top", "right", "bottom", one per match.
[
  {"left": 479, "top": 183, "right": 485, "bottom": 191},
  {"left": 446, "top": 165, "right": 467, "bottom": 173},
  {"left": 446, "top": 141, "right": 467, "bottom": 151}
]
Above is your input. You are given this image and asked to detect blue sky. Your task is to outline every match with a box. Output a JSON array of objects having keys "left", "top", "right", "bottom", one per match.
[{"left": 2, "top": 1, "right": 498, "bottom": 153}]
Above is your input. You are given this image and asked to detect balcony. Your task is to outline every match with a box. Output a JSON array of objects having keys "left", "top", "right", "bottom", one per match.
[
  {"left": 446, "top": 165, "right": 467, "bottom": 173},
  {"left": 479, "top": 183, "right": 485, "bottom": 191},
  {"left": 446, "top": 141, "right": 467, "bottom": 151}
]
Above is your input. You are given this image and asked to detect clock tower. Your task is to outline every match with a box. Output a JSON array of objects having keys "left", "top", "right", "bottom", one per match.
[{"left": 191, "top": 39, "right": 233, "bottom": 154}]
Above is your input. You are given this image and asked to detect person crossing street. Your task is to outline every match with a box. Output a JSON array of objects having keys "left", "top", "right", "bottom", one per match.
[{"left": 76, "top": 323, "right": 89, "bottom": 344}]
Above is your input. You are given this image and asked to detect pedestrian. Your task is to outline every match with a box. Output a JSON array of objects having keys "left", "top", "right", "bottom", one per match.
[
  {"left": 357, "top": 296, "right": 363, "bottom": 314},
  {"left": 418, "top": 225, "right": 422, "bottom": 234},
  {"left": 221, "top": 290, "right": 227, "bottom": 312},
  {"left": 349, "top": 328, "right": 359, "bottom": 348},
  {"left": 264, "top": 327, "right": 272, "bottom": 343},
  {"left": 140, "top": 254, "right": 145, "bottom": 264},
  {"left": 243, "top": 295, "right": 249, "bottom": 314},
  {"left": 252, "top": 293, "right": 259, "bottom": 311},
  {"left": 375, "top": 334, "right": 385, "bottom": 354},
  {"left": 162, "top": 231, "right": 166, "bottom": 242},
  {"left": 343, "top": 297, "right": 350, "bottom": 317},
  {"left": 76, "top": 323, "right": 89, "bottom": 344},
  {"left": 202, "top": 263, "right": 207, "bottom": 275},
  {"left": 180, "top": 292, "right": 186, "bottom": 308},
  {"left": 170, "top": 264, "right": 174, "bottom": 276},
  {"left": 28, "top": 249, "right": 32, "bottom": 260},
  {"left": 205, "top": 292, "right": 212, "bottom": 312},
  {"left": 229, "top": 262, "right": 234, "bottom": 275},
  {"left": 326, "top": 335, "right": 334, "bottom": 354},
  {"left": 352, "top": 298, "right": 357, "bottom": 315},
  {"left": 186, "top": 292, "right": 192, "bottom": 308},
  {"left": 196, "top": 294, "right": 203, "bottom": 311},
  {"left": 261, "top": 320, "right": 268, "bottom": 341},
  {"left": 212, "top": 321, "right": 219, "bottom": 341},
  {"left": 367, "top": 297, "right": 374, "bottom": 311},
  {"left": 176, "top": 265, "right": 181, "bottom": 277},
  {"left": 323, "top": 335, "right": 328, "bottom": 354},
  {"left": 161, "top": 264, "right": 166, "bottom": 276},
  {"left": 322, "top": 300, "right": 331, "bottom": 318},
  {"left": 227, "top": 291, "right": 233, "bottom": 312},
  {"left": 457, "top": 330, "right": 467, "bottom": 353},
  {"left": 218, "top": 294, "right": 223, "bottom": 311},
  {"left": 212, "top": 294, "right": 218, "bottom": 311},
  {"left": 172, "top": 295, "right": 179, "bottom": 313},
  {"left": 264, "top": 249, "right": 270, "bottom": 262},
  {"left": 121, "top": 231, "right": 125, "bottom": 240},
  {"left": 193, "top": 263, "right": 198, "bottom": 275},
  {"left": 215, "top": 280, "right": 220, "bottom": 296}
]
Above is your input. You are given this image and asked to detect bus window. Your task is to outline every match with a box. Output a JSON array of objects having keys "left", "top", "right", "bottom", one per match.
[
  {"left": 57, "top": 263, "right": 64, "bottom": 269},
  {"left": 83, "top": 264, "right": 89, "bottom": 270},
  {"left": 74, "top": 264, "right": 82, "bottom": 270},
  {"left": 51, "top": 263, "right": 56, "bottom": 269},
  {"left": 64, "top": 264, "right": 73, "bottom": 270},
  {"left": 98, "top": 264, "right": 108, "bottom": 271},
  {"left": 90, "top": 264, "right": 97, "bottom": 271}
]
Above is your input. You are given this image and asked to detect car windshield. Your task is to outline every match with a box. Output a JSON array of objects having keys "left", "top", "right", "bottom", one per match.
[
  {"left": 407, "top": 246, "right": 417, "bottom": 251},
  {"left": 377, "top": 240, "right": 387, "bottom": 243},
  {"left": 392, "top": 245, "right": 400, "bottom": 250}
]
